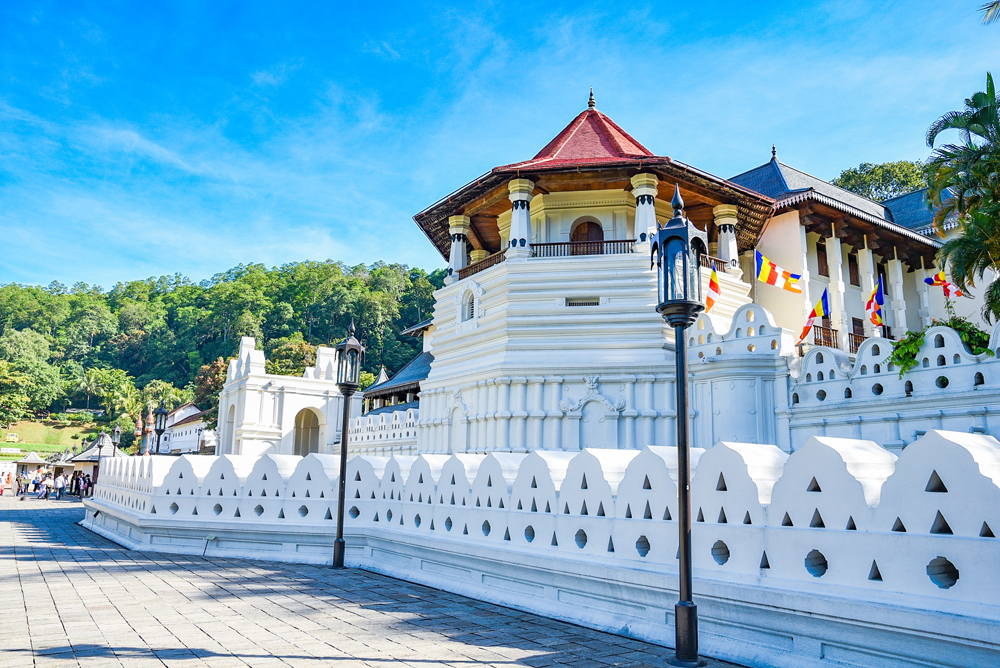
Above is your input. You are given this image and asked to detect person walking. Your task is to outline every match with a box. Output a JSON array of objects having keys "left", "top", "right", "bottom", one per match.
[{"left": 54, "top": 473, "right": 65, "bottom": 500}]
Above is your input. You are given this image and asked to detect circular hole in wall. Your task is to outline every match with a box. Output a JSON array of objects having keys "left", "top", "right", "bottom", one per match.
[
  {"left": 213, "top": 504, "right": 222, "bottom": 516},
  {"left": 936, "top": 376, "right": 949, "bottom": 389},
  {"left": 636, "top": 536, "right": 651, "bottom": 558},
  {"left": 816, "top": 390, "right": 826, "bottom": 401},
  {"left": 445, "top": 517, "right": 453, "bottom": 531},
  {"left": 872, "top": 384, "right": 883, "bottom": 396},
  {"left": 414, "top": 514, "right": 421, "bottom": 528},
  {"left": 575, "top": 529, "right": 588, "bottom": 549},
  {"left": 386, "top": 509, "right": 393, "bottom": 522},
  {"left": 169, "top": 503, "right": 179, "bottom": 515},
  {"left": 711, "top": 540, "right": 730, "bottom": 565},
  {"left": 524, "top": 526, "right": 535, "bottom": 542},
  {"left": 482, "top": 520, "right": 491, "bottom": 536},
  {"left": 298, "top": 505, "right": 308, "bottom": 517},
  {"left": 927, "top": 556, "right": 959, "bottom": 589},
  {"left": 253, "top": 505, "right": 263, "bottom": 516},
  {"left": 349, "top": 506, "right": 360, "bottom": 519},
  {"left": 805, "top": 549, "right": 828, "bottom": 577},
  {"left": 747, "top": 344, "right": 756, "bottom": 352}
]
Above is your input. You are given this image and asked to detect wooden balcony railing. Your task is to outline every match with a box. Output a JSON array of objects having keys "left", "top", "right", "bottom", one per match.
[
  {"left": 457, "top": 251, "right": 507, "bottom": 280},
  {"left": 813, "top": 325, "right": 838, "bottom": 349},
  {"left": 531, "top": 239, "right": 636, "bottom": 258},
  {"left": 848, "top": 333, "right": 867, "bottom": 355},
  {"left": 699, "top": 255, "right": 731, "bottom": 273}
]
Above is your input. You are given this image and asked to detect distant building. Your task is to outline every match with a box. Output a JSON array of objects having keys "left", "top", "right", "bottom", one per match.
[{"left": 157, "top": 403, "right": 217, "bottom": 455}]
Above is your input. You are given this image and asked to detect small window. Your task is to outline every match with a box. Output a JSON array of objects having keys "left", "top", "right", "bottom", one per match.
[
  {"left": 848, "top": 253, "right": 860, "bottom": 287},
  {"left": 816, "top": 242, "right": 829, "bottom": 277},
  {"left": 853, "top": 318, "right": 865, "bottom": 337},
  {"left": 878, "top": 263, "right": 890, "bottom": 296},
  {"left": 462, "top": 293, "right": 475, "bottom": 321}
]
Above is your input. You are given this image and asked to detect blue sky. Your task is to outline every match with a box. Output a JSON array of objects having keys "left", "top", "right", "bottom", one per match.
[{"left": 1, "top": 1, "right": 997, "bottom": 288}]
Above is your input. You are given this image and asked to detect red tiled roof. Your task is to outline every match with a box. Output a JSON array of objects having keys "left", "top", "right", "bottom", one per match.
[{"left": 496, "top": 108, "right": 655, "bottom": 171}]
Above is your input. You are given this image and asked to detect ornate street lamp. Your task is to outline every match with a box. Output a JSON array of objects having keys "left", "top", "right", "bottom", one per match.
[
  {"left": 333, "top": 320, "right": 365, "bottom": 569},
  {"left": 650, "top": 184, "right": 707, "bottom": 668},
  {"left": 112, "top": 424, "right": 122, "bottom": 448},
  {"left": 154, "top": 401, "right": 168, "bottom": 454}
]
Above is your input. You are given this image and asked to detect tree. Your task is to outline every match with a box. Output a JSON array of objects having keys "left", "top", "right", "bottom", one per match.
[
  {"left": 78, "top": 368, "right": 103, "bottom": 410},
  {"left": 0, "top": 361, "right": 31, "bottom": 426},
  {"left": 831, "top": 161, "right": 926, "bottom": 202},
  {"left": 140, "top": 379, "right": 193, "bottom": 412},
  {"left": 927, "top": 72, "right": 1000, "bottom": 321},
  {"left": 193, "top": 357, "right": 230, "bottom": 427},
  {"left": 982, "top": 2, "right": 1000, "bottom": 24},
  {"left": 265, "top": 333, "right": 317, "bottom": 377}
]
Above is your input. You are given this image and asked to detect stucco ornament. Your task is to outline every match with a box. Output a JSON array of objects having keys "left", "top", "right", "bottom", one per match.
[
  {"left": 452, "top": 390, "right": 471, "bottom": 416},
  {"left": 559, "top": 376, "right": 626, "bottom": 412},
  {"left": 455, "top": 280, "right": 485, "bottom": 333}
]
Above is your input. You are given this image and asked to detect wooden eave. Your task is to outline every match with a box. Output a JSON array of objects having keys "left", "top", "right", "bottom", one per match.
[
  {"left": 784, "top": 194, "right": 940, "bottom": 271},
  {"left": 414, "top": 159, "right": 773, "bottom": 259}
]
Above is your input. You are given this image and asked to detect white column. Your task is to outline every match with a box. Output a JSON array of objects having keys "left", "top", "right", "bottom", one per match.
[
  {"left": 526, "top": 377, "right": 545, "bottom": 450},
  {"left": 798, "top": 225, "right": 813, "bottom": 319},
  {"left": 859, "top": 240, "right": 877, "bottom": 338},
  {"left": 888, "top": 257, "right": 907, "bottom": 335},
  {"left": 712, "top": 204, "right": 739, "bottom": 267},
  {"left": 917, "top": 260, "right": 933, "bottom": 328},
  {"left": 638, "top": 375, "right": 657, "bottom": 447},
  {"left": 630, "top": 173, "right": 659, "bottom": 243},
  {"left": 506, "top": 178, "right": 534, "bottom": 259},
  {"left": 485, "top": 380, "right": 498, "bottom": 451},
  {"left": 825, "top": 233, "right": 849, "bottom": 350},
  {"left": 622, "top": 376, "right": 637, "bottom": 450},
  {"left": 444, "top": 215, "right": 471, "bottom": 286},
  {"left": 510, "top": 378, "right": 527, "bottom": 451}
]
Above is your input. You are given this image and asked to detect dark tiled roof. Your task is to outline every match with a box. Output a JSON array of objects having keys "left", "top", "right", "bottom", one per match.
[
  {"left": 364, "top": 351, "right": 433, "bottom": 397},
  {"left": 730, "top": 159, "right": 939, "bottom": 247},
  {"left": 883, "top": 188, "right": 956, "bottom": 234},
  {"left": 363, "top": 401, "right": 419, "bottom": 417},
  {"left": 399, "top": 318, "right": 433, "bottom": 337}
]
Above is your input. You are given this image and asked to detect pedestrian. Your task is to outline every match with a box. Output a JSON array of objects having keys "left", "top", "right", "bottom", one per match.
[
  {"left": 55, "top": 473, "right": 65, "bottom": 500},
  {"left": 31, "top": 473, "right": 39, "bottom": 494}
]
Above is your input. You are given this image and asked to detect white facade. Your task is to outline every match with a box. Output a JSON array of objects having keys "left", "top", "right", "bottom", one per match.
[
  {"left": 216, "top": 337, "right": 360, "bottom": 459},
  {"left": 157, "top": 403, "right": 217, "bottom": 455}
]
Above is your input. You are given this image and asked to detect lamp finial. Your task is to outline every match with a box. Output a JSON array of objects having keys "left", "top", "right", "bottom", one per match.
[
  {"left": 671, "top": 184, "right": 685, "bottom": 215},
  {"left": 348, "top": 319, "right": 356, "bottom": 337},
  {"left": 588, "top": 87, "right": 595, "bottom": 109},
  {"left": 771, "top": 144, "right": 777, "bottom": 160}
]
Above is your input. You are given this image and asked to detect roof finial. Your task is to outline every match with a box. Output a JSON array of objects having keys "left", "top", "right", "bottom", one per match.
[
  {"left": 348, "top": 319, "right": 356, "bottom": 337},
  {"left": 671, "top": 183, "right": 685, "bottom": 215},
  {"left": 588, "top": 87, "right": 595, "bottom": 109},
  {"left": 771, "top": 144, "right": 777, "bottom": 160}
]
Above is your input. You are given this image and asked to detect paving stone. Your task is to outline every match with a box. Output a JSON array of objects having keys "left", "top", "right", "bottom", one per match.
[{"left": 1, "top": 492, "right": 743, "bottom": 667}]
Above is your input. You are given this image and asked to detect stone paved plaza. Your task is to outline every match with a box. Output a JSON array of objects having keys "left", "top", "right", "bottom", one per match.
[{"left": 0, "top": 491, "right": 739, "bottom": 668}]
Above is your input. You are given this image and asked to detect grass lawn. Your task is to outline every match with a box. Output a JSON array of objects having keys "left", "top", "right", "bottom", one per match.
[{"left": 0, "top": 420, "right": 102, "bottom": 461}]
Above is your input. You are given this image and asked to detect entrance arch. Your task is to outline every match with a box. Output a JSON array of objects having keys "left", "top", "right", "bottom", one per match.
[{"left": 293, "top": 408, "right": 323, "bottom": 456}]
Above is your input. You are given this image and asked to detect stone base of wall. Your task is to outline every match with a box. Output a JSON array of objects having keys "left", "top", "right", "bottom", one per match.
[{"left": 82, "top": 500, "right": 1000, "bottom": 668}]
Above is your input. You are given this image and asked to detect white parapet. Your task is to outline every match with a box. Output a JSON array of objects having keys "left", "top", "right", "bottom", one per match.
[{"left": 84, "top": 429, "right": 1000, "bottom": 668}]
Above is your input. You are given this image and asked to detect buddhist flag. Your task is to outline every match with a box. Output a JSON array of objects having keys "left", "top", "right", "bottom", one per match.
[
  {"left": 865, "top": 276, "right": 885, "bottom": 326},
  {"left": 755, "top": 251, "right": 802, "bottom": 293},
  {"left": 705, "top": 268, "right": 721, "bottom": 312},
  {"left": 798, "top": 288, "right": 830, "bottom": 344},
  {"left": 924, "top": 270, "right": 966, "bottom": 298}
]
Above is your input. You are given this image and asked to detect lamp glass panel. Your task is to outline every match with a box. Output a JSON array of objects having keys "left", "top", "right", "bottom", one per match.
[
  {"left": 347, "top": 350, "right": 359, "bottom": 384},
  {"left": 667, "top": 238, "right": 688, "bottom": 302}
]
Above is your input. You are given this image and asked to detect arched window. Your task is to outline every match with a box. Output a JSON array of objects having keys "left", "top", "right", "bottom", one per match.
[
  {"left": 294, "top": 408, "right": 321, "bottom": 456},
  {"left": 462, "top": 292, "right": 475, "bottom": 322}
]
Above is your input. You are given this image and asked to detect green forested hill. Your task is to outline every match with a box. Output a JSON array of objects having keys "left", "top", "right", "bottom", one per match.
[{"left": 0, "top": 260, "right": 444, "bottom": 432}]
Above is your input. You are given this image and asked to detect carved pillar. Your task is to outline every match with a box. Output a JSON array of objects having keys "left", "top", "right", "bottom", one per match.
[
  {"left": 485, "top": 380, "right": 498, "bottom": 451},
  {"left": 444, "top": 215, "right": 470, "bottom": 286},
  {"left": 526, "top": 377, "right": 545, "bottom": 450},
  {"left": 470, "top": 249, "right": 489, "bottom": 264},
  {"left": 510, "top": 378, "right": 527, "bottom": 452},
  {"left": 630, "top": 173, "right": 658, "bottom": 243},
  {"left": 622, "top": 376, "right": 637, "bottom": 450},
  {"left": 545, "top": 377, "right": 564, "bottom": 451},
  {"left": 496, "top": 379, "right": 511, "bottom": 451},
  {"left": 506, "top": 179, "right": 534, "bottom": 259},
  {"left": 638, "top": 375, "right": 657, "bottom": 447},
  {"left": 798, "top": 225, "right": 813, "bottom": 320},
  {"left": 712, "top": 204, "right": 739, "bottom": 266},
  {"left": 917, "top": 261, "right": 933, "bottom": 328},
  {"left": 476, "top": 381, "right": 489, "bottom": 451}
]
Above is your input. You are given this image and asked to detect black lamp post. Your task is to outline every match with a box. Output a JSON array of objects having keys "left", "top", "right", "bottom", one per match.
[
  {"left": 333, "top": 320, "right": 365, "bottom": 569},
  {"left": 112, "top": 424, "right": 122, "bottom": 448},
  {"left": 154, "top": 401, "right": 168, "bottom": 454},
  {"left": 651, "top": 184, "right": 707, "bottom": 668}
]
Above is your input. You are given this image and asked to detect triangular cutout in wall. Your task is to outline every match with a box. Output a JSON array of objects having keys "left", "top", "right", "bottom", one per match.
[
  {"left": 531, "top": 476, "right": 537, "bottom": 488},
  {"left": 782, "top": 512, "right": 793, "bottom": 527},
  {"left": 324, "top": 509, "right": 332, "bottom": 520},
  {"left": 625, "top": 505, "right": 632, "bottom": 519},
  {"left": 597, "top": 502, "right": 605, "bottom": 517},
  {"left": 581, "top": 474, "right": 588, "bottom": 490},
  {"left": 982, "top": 522, "right": 995, "bottom": 538},
  {"left": 810, "top": 509, "right": 825, "bottom": 528},
  {"left": 806, "top": 477, "right": 821, "bottom": 492},
  {"left": 277, "top": 509, "right": 284, "bottom": 519},
  {"left": 581, "top": 500, "right": 588, "bottom": 516},
  {"left": 696, "top": 508, "right": 705, "bottom": 522},
  {"left": 892, "top": 517, "right": 906, "bottom": 532},
  {"left": 760, "top": 552, "right": 770, "bottom": 569},
  {"left": 868, "top": 561, "right": 883, "bottom": 581},
  {"left": 930, "top": 511, "right": 953, "bottom": 535},
  {"left": 504, "top": 528, "right": 510, "bottom": 541},
  {"left": 531, "top": 498, "right": 537, "bottom": 512},
  {"left": 607, "top": 537, "right": 615, "bottom": 553},
  {"left": 846, "top": 516, "right": 857, "bottom": 530},
  {"left": 925, "top": 470, "right": 947, "bottom": 493},
  {"left": 743, "top": 511, "right": 752, "bottom": 525},
  {"left": 644, "top": 501, "right": 653, "bottom": 520},
  {"left": 663, "top": 507, "right": 672, "bottom": 521},
  {"left": 718, "top": 508, "right": 727, "bottom": 524},
  {"left": 643, "top": 475, "right": 651, "bottom": 490},
  {"left": 716, "top": 473, "right": 727, "bottom": 491}
]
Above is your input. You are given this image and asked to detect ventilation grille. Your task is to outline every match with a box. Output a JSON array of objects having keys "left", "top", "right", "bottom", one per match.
[{"left": 567, "top": 298, "right": 600, "bottom": 307}]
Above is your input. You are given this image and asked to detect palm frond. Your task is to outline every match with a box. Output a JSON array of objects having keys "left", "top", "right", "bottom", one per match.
[{"left": 981, "top": 1, "right": 1000, "bottom": 24}]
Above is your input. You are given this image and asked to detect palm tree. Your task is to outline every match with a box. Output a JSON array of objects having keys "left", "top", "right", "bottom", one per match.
[
  {"left": 926, "top": 73, "right": 1000, "bottom": 230},
  {"left": 982, "top": 2, "right": 1000, "bottom": 24},
  {"left": 78, "top": 369, "right": 103, "bottom": 410},
  {"left": 938, "top": 211, "right": 1000, "bottom": 322}
]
